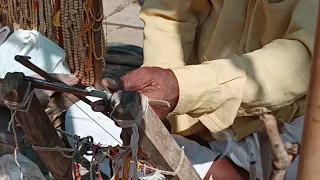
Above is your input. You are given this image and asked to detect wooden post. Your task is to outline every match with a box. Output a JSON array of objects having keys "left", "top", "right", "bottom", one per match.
[
  {"left": 139, "top": 106, "right": 201, "bottom": 179},
  {"left": 297, "top": 3, "right": 320, "bottom": 180},
  {"left": 257, "top": 131, "right": 272, "bottom": 180},
  {"left": 0, "top": 72, "right": 73, "bottom": 180},
  {"left": 122, "top": 91, "right": 201, "bottom": 180},
  {"left": 92, "top": 0, "right": 104, "bottom": 90}
]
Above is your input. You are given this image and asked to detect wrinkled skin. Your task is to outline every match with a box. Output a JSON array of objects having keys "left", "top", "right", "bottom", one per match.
[
  {"left": 92, "top": 67, "right": 179, "bottom": 119},
  {"left": 91, "top": 67, "right": 179, "bottom": 145}
]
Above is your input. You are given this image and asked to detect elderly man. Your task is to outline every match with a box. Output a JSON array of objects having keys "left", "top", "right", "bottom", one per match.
[{"left": 90, "top": 0, "right": 317, "bottom": 179}]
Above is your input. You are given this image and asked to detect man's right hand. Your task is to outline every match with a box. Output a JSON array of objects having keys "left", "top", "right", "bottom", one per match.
[{"left": 91, "top": 67, "right": 180, "bottom": 120}]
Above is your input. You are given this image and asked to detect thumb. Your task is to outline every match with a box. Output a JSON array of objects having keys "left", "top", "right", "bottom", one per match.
[{"left": 100, "top": 77, "right": 123, "bottom": 92}]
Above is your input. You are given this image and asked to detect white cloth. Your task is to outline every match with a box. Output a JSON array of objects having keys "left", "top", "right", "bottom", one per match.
[
  {"left": 210, "top": 116, "right": 303, "bottom": 180},
  {"left": 0, "top": 29, "right": 70, "bottom": 78},
  {"left": 0, "top": 152, "right": 46, "bottom": 180},
  {"left": 65, "top": 96, "right": 303, "bottom": 179},
  {"left": 65, "top": 96, "right": 219, "bottom": 179}
]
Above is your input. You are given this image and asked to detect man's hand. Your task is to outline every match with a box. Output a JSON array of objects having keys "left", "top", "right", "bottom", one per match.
[{"left": 92, "top": 67, "right": 179, "bottom": 120}]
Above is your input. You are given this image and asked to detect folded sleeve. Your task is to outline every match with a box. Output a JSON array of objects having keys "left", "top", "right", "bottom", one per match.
[
  {"left": 171, "top": 0, "right": 317, "bottom": 133},
  {"left": 139, "top": 0, "right": 211, "bottom": 68}
]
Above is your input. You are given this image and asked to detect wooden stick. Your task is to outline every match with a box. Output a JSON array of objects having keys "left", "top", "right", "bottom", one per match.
[
  {"left": 92, "top": 0, "right": 103, "bottom": 90},
  {"left": 14, "top": 55, "right": 92, "bottom": 105},
  {"left": 257, "top": 130, "right": 272, "bottom": 180},
  {"left": 120, "top": 91, "right": 201, "bottom": 180},
  {"left": 297, "top": 2, "right": 320, "bottom": 179},
  {"left": 0, "top": 72, "right": 73, "bottom": 180},
  {"left": 260, "top": 114, "right": 299, "bottom": 180}
]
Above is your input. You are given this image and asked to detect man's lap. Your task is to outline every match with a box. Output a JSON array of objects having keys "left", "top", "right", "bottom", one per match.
[{"left": 65, "top": 97, "right": 303, "bottom": 179}]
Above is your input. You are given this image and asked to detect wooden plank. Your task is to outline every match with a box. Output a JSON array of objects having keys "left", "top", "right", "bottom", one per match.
[
  {"left": 121, "top": 91, "right": 201, "bottom": 180},
  {"left": 257, "top": 130, "right": 272, "bottom": 180},
  {"left": 297, "top": 2, "right": 320, "bottom": 180},
  {"left": 0, "top": 72, "right": 73, "bottom": 180},
  {"left": 92, "top": 0, "right": 104, "bottom": 90}
]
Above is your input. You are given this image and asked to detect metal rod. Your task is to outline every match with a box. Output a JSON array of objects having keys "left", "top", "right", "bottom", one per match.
[
  {"left": 24, "top": 76, "right": 112, "bottom": 99},
  {"left": 297, "top": 3, "right": 320, "bottom": 180},
  {"left": 14, "top": 55, "right": 92, "bottom": 105}
]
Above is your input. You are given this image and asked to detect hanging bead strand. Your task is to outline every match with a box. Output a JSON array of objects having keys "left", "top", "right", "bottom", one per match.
[{"left": 44, "top": 0, "right": 52, "bottom": 38}]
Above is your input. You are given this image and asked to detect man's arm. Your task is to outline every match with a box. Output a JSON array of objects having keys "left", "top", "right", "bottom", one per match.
[
  {"left": 171, "top": 0, "right": 317, "bottom": 133},
  {"left": 139, "top": 0, "right": 211, "bottom": 68}
]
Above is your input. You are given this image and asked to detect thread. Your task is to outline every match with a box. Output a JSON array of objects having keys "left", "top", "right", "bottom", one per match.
[{"left": 9, "top": 110, "right": 24, "bottom": 180}]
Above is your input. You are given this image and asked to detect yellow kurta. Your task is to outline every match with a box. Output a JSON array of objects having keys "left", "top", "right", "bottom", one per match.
[{"left": 139, "top": 0, "right": 318, "bottom": 140}]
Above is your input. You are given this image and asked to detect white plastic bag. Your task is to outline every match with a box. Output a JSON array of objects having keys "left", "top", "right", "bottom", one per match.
[
  {"left": 0, "top": 29, "right": 71, "bottom": 78},
  {"left": 0, "top": 152, "right": 46, "bottom": 180}
]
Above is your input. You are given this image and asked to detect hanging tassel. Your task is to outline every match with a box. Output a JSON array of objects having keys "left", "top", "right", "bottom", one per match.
[{"left": 52, "top": 10, "right": 61, "bottom": 27}]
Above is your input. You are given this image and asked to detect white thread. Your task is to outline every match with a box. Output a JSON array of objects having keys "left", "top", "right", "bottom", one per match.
[
  {"left": 7, "top": 110, "right": 16, "bottom": 132},
  {"left": 130, "top": 94, "right": 148, "bottom": 180},
  {"left": 142, "top": 146, "right": 185, "bottom": 176},
  {"left": 109, "top": 92, "right": 185, "bottom": 179},
  {"left": 109, "top": 91, "right": 122, "bottom": 120},
  {"left": 4, "top": 83, "right": 36, "bottom": 180},
  {"left": 10, "top": 110, "right": 23, "bottom": 180}
]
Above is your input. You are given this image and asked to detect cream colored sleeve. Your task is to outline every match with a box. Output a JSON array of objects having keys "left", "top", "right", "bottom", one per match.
[
  {"left": 171, "top": 0, "right": 317, "bottom": 133},
  {"left": 139, "top": 0, "right": 211, "bottom": 68}
]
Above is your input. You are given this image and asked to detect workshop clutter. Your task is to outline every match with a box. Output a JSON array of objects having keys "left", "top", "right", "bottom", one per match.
[
  {"left": 0, "top": 28, "right": 70, "bottom": 78},
  {"left": 0, "top": 0, "right": 106, "bottom": 85},
  {"left": 0, "top": 152, "right": 46, "bottom": 180}
]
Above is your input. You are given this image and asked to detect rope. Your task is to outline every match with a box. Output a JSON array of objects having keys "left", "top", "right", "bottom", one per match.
[
  {"left": 4, "top": 82, "right": 34, "bottom": 112},
  {"left": 5, "top": 83, "right": 35, "bottom": 179},
  {"left": 109, "top": 93, "right": 185, "bottom": 179},
  {"left": 8, "top": 110, "right": 23, "bottom": 180},
  {"left": 32, "top": 145, "right": 75, "bottom": 159},
  {"left": 130, "top": 94, "right": 148, "bottom": 180},
  {"left": 32, "top": 145, "right": 75, "bottom": 152}
]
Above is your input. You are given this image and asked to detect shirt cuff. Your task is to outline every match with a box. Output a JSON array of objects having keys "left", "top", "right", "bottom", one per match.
[{"left": 171, "top": 55, "right": 246, "bottom": 131}]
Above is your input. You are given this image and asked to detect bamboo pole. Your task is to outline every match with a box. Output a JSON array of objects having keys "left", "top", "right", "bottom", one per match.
[
  {"left": 92, "top": 0, "right": 104, "bottom": 90},
  {"left": 297, "top": 3, "right": 320, "bottom": 179}
]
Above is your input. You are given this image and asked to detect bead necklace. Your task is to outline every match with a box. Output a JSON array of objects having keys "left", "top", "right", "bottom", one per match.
[
  {"left": 44, "top": 0, "right": 52, "bottom": 38},
  {"left": 4, "top": 0, "right": 107, "bottom": 86}
]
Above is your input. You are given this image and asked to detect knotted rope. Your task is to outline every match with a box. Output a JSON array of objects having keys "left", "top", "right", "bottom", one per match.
[
  {"left": 5, "top": 82, "right": 35, "bottom": 180},
  {"left": 109, "top": 91, "right": 185, "bottom": 179}
]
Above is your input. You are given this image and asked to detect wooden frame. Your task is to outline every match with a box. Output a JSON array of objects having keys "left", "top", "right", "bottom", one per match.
[{"left": 0, "top": 72, "right": 200, "bottom": 180}]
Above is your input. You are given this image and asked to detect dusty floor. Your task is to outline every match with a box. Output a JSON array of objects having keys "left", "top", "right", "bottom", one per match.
[{"left": 103, "top": 0, "right": 144, "bottom": 47}]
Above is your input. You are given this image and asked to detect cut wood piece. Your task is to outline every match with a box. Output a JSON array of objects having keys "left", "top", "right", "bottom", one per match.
[
  {"left": 0, "top": 72, "right": 73, "bottom": 180},
  {"left": 257, "top": 130, "right": 272, "bottom": 180},
  {"left": 139, "top": 106, "right": 201, "bottom": 180},
  {"left": 123, "top": 91, "right": 201, "bottom": 180},
  {"left": 297, "top": 2, "right": 320, "bottom": 180}
]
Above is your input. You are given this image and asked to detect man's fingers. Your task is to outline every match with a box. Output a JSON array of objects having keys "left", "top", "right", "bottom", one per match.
[
  {"left": 101, "top": 78, "right": 122, "bottom": 91},
  {"left": 121, "top": 67, "right": 151, "bottom": 91}
]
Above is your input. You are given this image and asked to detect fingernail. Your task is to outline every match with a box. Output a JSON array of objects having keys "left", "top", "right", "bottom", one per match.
[{"left": 105, "top": 77, "right": 117, "bottom": 85}]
